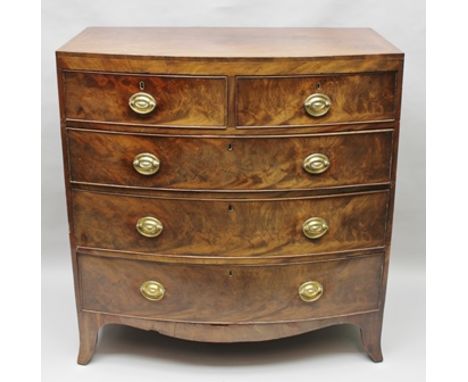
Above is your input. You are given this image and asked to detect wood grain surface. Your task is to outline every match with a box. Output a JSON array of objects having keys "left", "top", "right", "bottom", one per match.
[
  {"left": 78, "top": 252, "right": 383, "bottom": 323},
  {"left": 72, "top": 190, "right": 389, "bottom": 256},
  {"left": 67, "top": 129, "right": 393, "bottom": 191},
  {"left": 57, "top": 54, "right": 403, "bottom": 77},
  {"left": 63, "top": 71, "right": 227, "bottom": 127},
  {"left": 55, "top": 27, "right": 404, "bottom": 364},
  {"left": 57, "top": 27, "right": 402, "bottom": 58},
  {"left": 76, "top": 309, "right": 384, "bottom": 364},
  {"left": 237, "top": 73, "right": 396, "bottom": 126}
]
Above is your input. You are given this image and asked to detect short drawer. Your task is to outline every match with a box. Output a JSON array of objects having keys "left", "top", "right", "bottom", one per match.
[
  {"left": 67, "top": 130, "right": 393, "bottom": 191},
  {"left": 78, "top": 253, "right": 383, "bottom": 323},
  {"left": 72, "top": 190, "right": 389, "bottom": 256},
  {"left": 236, "top": 72, "right": 396, "bottom": 127},
  {"left": 63, "top": 72, "right": 227, "bottom": 127}
]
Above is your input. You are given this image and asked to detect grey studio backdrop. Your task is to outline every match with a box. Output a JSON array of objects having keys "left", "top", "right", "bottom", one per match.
[{"left": 42, "top": 1, "right": 425, "bottom": 381}]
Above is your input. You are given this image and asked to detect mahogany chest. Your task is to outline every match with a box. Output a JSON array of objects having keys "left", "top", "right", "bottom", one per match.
[{"left": 56, "top": 27, "right": 404, "bottom": 364}]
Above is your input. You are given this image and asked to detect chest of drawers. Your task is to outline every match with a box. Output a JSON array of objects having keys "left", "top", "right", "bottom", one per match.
[{"left": 56, "top": 27, "right": 403, "bottom": 364}]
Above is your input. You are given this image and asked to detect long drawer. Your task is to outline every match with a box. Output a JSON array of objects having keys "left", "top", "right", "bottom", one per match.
[
  {"left": 78, "top": 253, "right": 383, "bottom": 323},
  {"left": 67, "top": 129, "right": 393, "bottom": 191},
  {"left": 72, "top": 190, "right": 389, "bottom": 256}
]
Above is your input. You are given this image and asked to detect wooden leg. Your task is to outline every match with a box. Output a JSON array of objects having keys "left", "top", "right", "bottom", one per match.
[
  {"left": 359, "top": 314, "right": 384, "bottom": 362},
  {"left": 77, "top": 312, "right": 100, "bottom": 365}
]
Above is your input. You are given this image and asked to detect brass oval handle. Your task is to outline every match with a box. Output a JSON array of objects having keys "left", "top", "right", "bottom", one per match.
[
  {"left": 140, "top": 280, "right": 165, "bottom": 301},
  {"left": 304, "top": 93, "right": 331, "bottom": 117},
  {"left": 136, "top": 216, "right": 163, "bottom": 238},
  {"left": 129, "top": 92, "right": 157, "bottom": 115},
  {"left": 303, "top": 217, "right": 329, "bottom": 239},
  {"left": 303, "top": 153, "right": 330, "bottom": 175},
  {"left": 298, "top": 281, "right": 324, "bottom": 302},
  {"left": 133, "top": 153, "right": 160, "bottom": 175}
]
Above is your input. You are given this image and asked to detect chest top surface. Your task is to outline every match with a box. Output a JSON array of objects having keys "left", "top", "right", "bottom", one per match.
[{"left": 57, "top": 27, "right": 402, "bottom": 59}]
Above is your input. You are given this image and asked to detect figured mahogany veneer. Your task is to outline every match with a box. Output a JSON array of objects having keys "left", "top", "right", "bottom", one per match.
[
  {"left": 72, "top": 190, "right": 389, "bottom": 256},
  {"left": 63, "top": 72, "right": 227, "bottom": 127},
  {"left": 56, "top": 27, "right": 404, "bottom": 365},
  {"left": 237, "top": 73, "right": 396, "bottom": 127},
  {"left": 67, "top": 129, "right": 393, "bottom": 191},
  {"left": 79, "top": 253, "right": 383, "bottom": 323}
]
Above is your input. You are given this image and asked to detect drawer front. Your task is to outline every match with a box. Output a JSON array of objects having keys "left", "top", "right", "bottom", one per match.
[
  {"left": 72, "top": 190, "right": 388, "bottom": 256},
  {"left": 68, "top": 130, "right": 393, "bottom": 191},
  {"left": 79, "top": 254, "right": 383, "bottom": 322},
  {"left": 237, "top": 72, "right": 396, "bottom": 127},
  {"left": 63, "top": 72, "right": 227, "bottom": 127}
]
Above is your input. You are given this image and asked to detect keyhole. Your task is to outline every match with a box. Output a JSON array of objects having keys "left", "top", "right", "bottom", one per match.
[
  {"left": 316, "top": 82, "right": 321, "bottom": 89},
  {"left": 139, "top": 81, "right": 145, "bottom": 90},
  {"left": 228, "top": 204, "right": 234, "bottom": 212},
  {"left": 228, "top": 270, "right": 233, "bottom": 277},
  {"left": 227, "top": 143, "right": 233, "bottom": 151}
]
